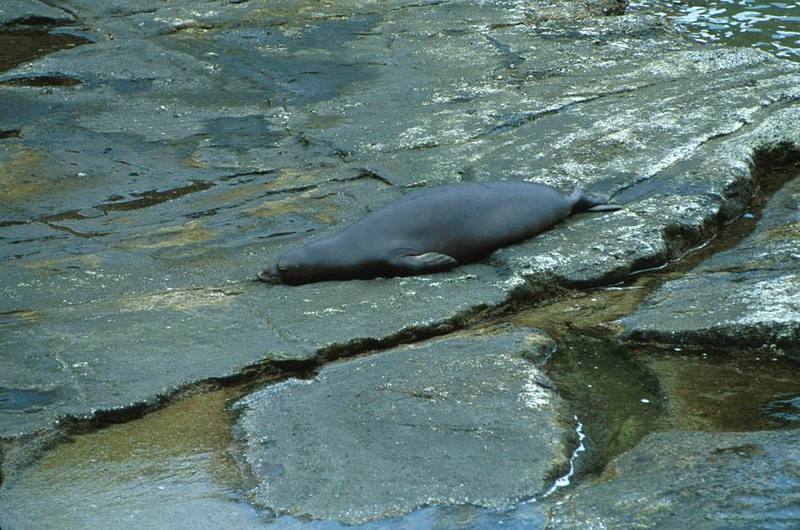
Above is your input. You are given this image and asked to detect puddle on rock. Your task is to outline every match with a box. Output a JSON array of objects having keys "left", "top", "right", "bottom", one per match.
[
  {"left": 0, "top": 381, "right": 555, "bottom": 530},
  {"left": 0, "top": 387, "right": 58, "bottom": 411},
  {"left": 539, "top": 334, "right": 663, "bottom": 477},
  {"left": 765, "top": 395, "right": 800, "bottom": 424},
  {"left": 505, "top": 315, "right": 800, "bottom": 487},
  {"left": 0, "top": 388, "right": 270, "bottom": 530},
  {"left": 3, "top": 336, "right": 800, "bottom": 530},
  {"left": 640, "top": 350, "right": 800, "bottom": 432},
  {"left": 0, "top": 31, "right": 91, "bottom": 73}
]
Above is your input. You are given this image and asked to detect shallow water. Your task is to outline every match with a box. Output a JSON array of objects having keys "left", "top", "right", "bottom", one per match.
[
  {"left": 0, "top": 31, "right": 90, "bottom": 72},
  {"left": 3, "top": 330, "right": 799, "bottom": 530},
  {"left": 0, "top": 388, "right": 269, "bottom": 530},
  {"left": 629, "top": 0, "right": 800, "bottom": 60}
]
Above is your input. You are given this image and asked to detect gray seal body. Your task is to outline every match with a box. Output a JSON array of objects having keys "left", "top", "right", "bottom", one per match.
[{"left": 259, "top": 181, "right": 618, "bottom": 285}]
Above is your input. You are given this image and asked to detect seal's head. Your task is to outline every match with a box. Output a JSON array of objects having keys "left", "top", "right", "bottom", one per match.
[
  {"left": 258, "top": 263, "right": 282, "bottom": 284},
  {"left": 258, "top": 247, "right": 331, "bottom": 285}
]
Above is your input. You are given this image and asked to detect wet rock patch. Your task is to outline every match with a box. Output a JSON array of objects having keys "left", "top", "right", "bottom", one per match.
[
  {"left": 234, "top": 327, "right": 570, "bottom": 524},
  {"left": 0, "top": 31, "right": 90, "bottom": 72},
  {"left": 0, "top": 74, "right": 81, "bottom": 87},
  {"left": 0, "top": 2, "right": 77, "bottom": 29},
  {"left": 548, "top": 430, "right": 800, "bottom": 529}
]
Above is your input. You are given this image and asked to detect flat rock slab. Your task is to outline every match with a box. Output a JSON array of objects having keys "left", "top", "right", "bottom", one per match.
[
  {"left": 2, "top": 0, "right": 800, "bottom": 437},
  {"left": 234, "top": 327, "right": 570, "bottom": 524},
  {"left": 548, "top": 429, "right": 800, "bottom": 529},
  {"left": 0, "top": 1, "right": 76, "bottom": 26},
  {"left": 622, "top": 176, "right": 800, "bottom": 358}
]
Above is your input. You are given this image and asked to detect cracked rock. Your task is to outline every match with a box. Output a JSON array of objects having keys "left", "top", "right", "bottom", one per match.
[
  {"left": 1, "top": 0, "right": 800, "bottom": 437},
  {"left": 548, "top": 430, "right": 800, "bottom": 529},
  {"left": 0, "top": 1, "right": 76, "bottom": 27},
  {"left": 622, "top": 175, "right": 800, "bottom": 359},
  {"left": 234, "top": 326, "right": 571, "bottom": 524}
]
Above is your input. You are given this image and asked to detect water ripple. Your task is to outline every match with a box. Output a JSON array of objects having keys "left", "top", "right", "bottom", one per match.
[{"left": 630, "top": 0, "right": 800, "bottom": 61}]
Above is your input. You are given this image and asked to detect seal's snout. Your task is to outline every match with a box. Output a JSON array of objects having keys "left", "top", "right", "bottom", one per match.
[{"left": 258, "top": 265, "right": 281, "bottom": 284}]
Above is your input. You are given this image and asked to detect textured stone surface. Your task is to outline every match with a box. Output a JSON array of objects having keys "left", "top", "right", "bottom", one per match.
[
  {"left": 548, "top": 430, "right": 800, "bottom": 529},
  {"left": 1, "top": 0, "right": 799, "bottom": 438},
  {"left": 0, "top": 1, "right": 76, "bottom": 26},
  {"left": 622, "top": 175, "right": 800, "bottom": 358},
  {"left": 234, "top": 327, "right": 569, "bottom": 524}
]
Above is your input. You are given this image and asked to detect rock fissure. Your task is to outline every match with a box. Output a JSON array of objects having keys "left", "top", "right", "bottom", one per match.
[
  {"left": 3, "top": 143, "right": 795, "bottom": 444},
  {"left": 36, "top": 0, "right": 81, "bottom": 21},
  {"left": 2, "top": 0, "right": 800, "bottom": 526}
]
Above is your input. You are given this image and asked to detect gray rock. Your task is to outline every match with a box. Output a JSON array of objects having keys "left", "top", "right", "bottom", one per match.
[
  {"left": 234, "top": 327, "right": 570, "bottom": 524},
  {"left": 0, "top": 1, "right": 76, "bottom": 26},
  {"left": 1, "top": 0, "right": 800, "bottom": 437},
  {"left": 548, "top": 430, "right": 800, "bottom": 529},
  {"left": 622, "top": 176, "right": 800, "bottom": 358}
]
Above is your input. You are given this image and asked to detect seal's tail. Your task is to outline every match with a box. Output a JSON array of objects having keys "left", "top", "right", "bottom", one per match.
[{"left": 569, "top": 188, "right": 622, "bottom": 213}]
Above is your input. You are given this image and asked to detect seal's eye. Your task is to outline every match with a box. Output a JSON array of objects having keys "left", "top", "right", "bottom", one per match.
[{"left": 277, "top": 263, "right": 288, "bottom": 271}]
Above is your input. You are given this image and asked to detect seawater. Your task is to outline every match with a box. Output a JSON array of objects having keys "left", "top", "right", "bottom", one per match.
[{"left": 629, "top": 0, "right": 800, "bottom": 60}]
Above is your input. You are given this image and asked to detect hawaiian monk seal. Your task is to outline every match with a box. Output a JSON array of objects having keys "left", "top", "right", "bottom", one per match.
[{"left": 259, "top": 181, "right": 620, "bottom": 285}]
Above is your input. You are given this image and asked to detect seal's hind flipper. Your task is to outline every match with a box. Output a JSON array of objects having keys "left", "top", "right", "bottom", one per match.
[
  {"left": 569, "top": 188, "right": 622, "bottom": 213},
  {"left": 390, "top": 252, "right": 458, "bottom": 274},
  {"left": 585, "top": 204, "right": 622, "bottom": 212}
]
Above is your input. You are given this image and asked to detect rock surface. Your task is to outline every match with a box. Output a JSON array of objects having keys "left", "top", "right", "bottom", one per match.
[
  {"left": 548, "top": 429, "right": 800, "bottom": 529},
  {"left": 234, "top": 326, "right": 569, "bottom": 524},
  {"left": 622, "top": 175, "right": 800, "bottom": 358},
  {"left": 1, "top": 0, "right": 799, "bottom": 439},
  {"left": 0, "top": 1, "right": 76, "bottom": 27}
]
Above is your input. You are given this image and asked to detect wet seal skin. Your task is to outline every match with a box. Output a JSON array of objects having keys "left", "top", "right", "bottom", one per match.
[{"left": 259, "top": 181, "right": 620, "bottom": 285}]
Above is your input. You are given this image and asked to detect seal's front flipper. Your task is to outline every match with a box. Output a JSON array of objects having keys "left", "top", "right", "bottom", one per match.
[
  {"left": 586, "top": 204, "right": 622, "bottom": 212},
  {"left": 390, "top": 252, "right": 458, "bottom": 274}
]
